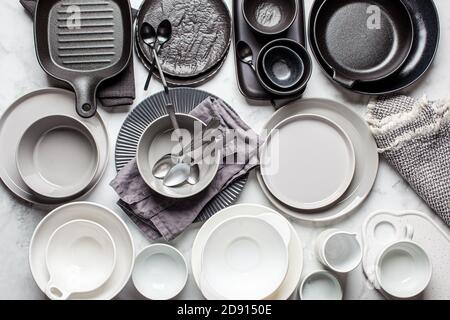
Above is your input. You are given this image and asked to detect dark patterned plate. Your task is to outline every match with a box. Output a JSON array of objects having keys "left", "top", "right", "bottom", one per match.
[
  {"left": 136, "top": 0, "right": 232, "bottom": 78},
  {"left": 115, "top": 88, "right": 248, "bottom": 222},
  {"left": 134, "top": 24, "right": 229, "bottom": 87}
]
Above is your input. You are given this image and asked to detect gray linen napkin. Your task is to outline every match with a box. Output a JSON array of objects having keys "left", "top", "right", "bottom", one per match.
[
  {"left": 111, "top": 97, "right": 261, "bottom": 240},
  {"left": 366, "top": 95, "right": 450, "bottom": 225},
  {"left": 20, "top": 0, "right": 136, "bottom": 108}
]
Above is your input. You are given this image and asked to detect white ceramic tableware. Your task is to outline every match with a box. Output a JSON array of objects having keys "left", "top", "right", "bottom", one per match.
[
  {"left": 29, "top": 202, "right": 134, "bottom": 300},
  {"left": 299, "top": 271, "right": 343, "bottom": 300},
  {"left": 137, "top": 114, "right": 221, "bottom": 199},
  {"left": 16, "top": 115, "right": 99, "bottom": 200},
  {"left": 45, "top": 220, "right": 116, "bottom": 300},
  {"left": 376, "top": 240, "right": 432, "bottom": 299},
  {"left": 315, "top": 229, "right": 362, "bottom": 273},
  {"left": 260, "top": 114, "right": 355, "bottom": 210},
  {"left": 362, "top": 210, "right": 450, "bottom": 300},
  {"left": 200, "top": 214, "right": 289, "bottom": 300},
  {"left": 191, "top": 204, "right": 303, "bottom": 300},
  {"left": 256, "top": 98, "right": 379, "bottom": 223},
  {"left": 0, "top": 88, "right": 109, "bottom": 207},
  {"left": 132, "top": 244, "right": 188, "bottom": 300}
]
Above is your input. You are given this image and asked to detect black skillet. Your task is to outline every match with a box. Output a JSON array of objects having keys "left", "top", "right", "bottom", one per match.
[
  {"left": 34, "top": 0, "right": 133, "bottom": 118},
  {"left": 312, "top": 0, "right": 414, "bottom": 88},
  {"left": 309, "top": 0, "right": 440, "bottom": 95}
]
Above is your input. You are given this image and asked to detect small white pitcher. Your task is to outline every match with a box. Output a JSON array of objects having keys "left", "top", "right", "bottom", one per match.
[{"left": 315, "top": 229, "right": 363, "bottom": 274}]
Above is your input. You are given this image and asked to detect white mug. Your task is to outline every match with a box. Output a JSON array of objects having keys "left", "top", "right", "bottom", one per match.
[
  {"left": 315, "top": 229, "right": 362, "bottom": 273},
  {"left": 375, "top": 225, "right": 432, "bottom": 299}
]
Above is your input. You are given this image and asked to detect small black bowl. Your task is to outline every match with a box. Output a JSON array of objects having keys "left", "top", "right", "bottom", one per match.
[
  {"left": 256, "top": 39, "right": 312, "bottom": 96},
  {"left": 263, "top": 46, "right": 304, "bottom": 90},
  {"left": 242, "top": 0, "right": 298, "bottom": 36}
]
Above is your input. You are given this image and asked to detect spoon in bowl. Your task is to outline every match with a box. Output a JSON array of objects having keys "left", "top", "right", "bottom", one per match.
[
  {"left": 141, "top": 22, "right": 169, "bottom": 95},
  {"left": 144, "top": 20, "right": 172, "bottom": 91},
  {"left": 152, "top": 118, "right": 221, "bottom": 180}
]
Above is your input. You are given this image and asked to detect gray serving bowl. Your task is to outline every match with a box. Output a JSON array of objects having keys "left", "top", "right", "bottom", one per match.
[{"left": 137, "top": 114, "right": 221, "bottom": 199}]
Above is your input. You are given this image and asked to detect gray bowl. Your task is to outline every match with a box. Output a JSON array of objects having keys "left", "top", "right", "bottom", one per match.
[
  {"left": 242, "top": 0, "right": 298, "bottom": 36},
  {"left": 262, "top": 45, "right": 304, "bottom": 90},
  {"left": 137, "top": 114, "right": 221, "bottom": 199}
]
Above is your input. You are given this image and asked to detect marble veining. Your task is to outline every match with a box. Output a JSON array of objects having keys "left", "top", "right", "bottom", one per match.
[{"left": 0, "top": 0, "right": 449, "bottom": 299}]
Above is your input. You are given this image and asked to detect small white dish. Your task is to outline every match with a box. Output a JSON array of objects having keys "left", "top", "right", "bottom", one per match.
[
  {"left": 16, "top": 115, "right": 99, "bottom": 200},
  {"left": 260, "top": 114, "right": 355, "bottom": 211},
  {"left": 315, "top": 229, "right": 362, "bottom": 273},
  {"left": 299, "top": 270, "right": 343, "bottom": 300},
  {"left": 200, "top": 215, "right": 289, "bottom": 300},
  {"left": 132, "top": 244, "right": 188, "bottom": 300},
  {"left": 376, "top": 240, "right": 432, "bottom": 299},
  {"left": 45, "top": 219, "right": 116, "bottom": 300}
]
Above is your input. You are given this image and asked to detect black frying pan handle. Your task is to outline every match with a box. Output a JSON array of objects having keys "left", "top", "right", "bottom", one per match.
[{"left": 74, "top": 79, "right": 98, "bottom": 118}]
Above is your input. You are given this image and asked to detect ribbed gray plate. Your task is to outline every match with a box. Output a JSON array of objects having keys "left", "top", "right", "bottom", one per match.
[{"left": 115, "top": 88, "right": 248, "bottom": 222}]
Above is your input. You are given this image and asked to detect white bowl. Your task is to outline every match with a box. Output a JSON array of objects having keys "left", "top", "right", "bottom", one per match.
[
  {"left": 200, "top": 215, "right": 289, "bottom": 300},
  {"left": 132, "top": 244, "right": 188, "bottom": 300},
  {"left": 299, "top": 270, "right": 343, "bottom": 300},
  {"left": 376, "top": 241, "right": 432, "bottom": 299},
  {"left": 45, "top": 219, "right": 116, "bottom": 300}
]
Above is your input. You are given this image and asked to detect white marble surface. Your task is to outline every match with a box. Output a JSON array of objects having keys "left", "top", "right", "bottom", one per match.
[{"left": 0, "top": 0, "right": 449, "bottom": 300}]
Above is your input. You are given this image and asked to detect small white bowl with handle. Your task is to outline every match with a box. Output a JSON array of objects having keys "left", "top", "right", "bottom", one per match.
[{"left": 45, "top": 219, "right": 116, "bottom": 300}]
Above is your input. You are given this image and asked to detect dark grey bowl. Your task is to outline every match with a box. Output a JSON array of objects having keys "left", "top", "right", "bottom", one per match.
[
  {"left": 242, "top": 0, "right": 298, "bottom": 36},
  {"left": 256, "top": 39, "right": 312, "bottom": 96},
  {"left": 262, "top": 46, "right": 304, "bottom": 90}
]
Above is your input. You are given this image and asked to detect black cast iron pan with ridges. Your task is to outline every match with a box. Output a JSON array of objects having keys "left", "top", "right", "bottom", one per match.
[{"left": 34, "top": 0, "right": 133, "bottom": 118}]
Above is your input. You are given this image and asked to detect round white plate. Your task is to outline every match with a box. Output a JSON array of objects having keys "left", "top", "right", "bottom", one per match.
[
  {"left": 200, "top": 216, "right": 289, "bottom": 300},
  {"left": 260, "top": 114, "right": 355, "bottom": 210},
  {"left": 29, "top": 202, "right": 135, "bottom": 300},
  {"left": 192, "top": 204, "right": 303, "bottom": 300},
  {"left": 0, "top": 88, "right": 109, "bottom": 207},
  {"left": 257, "top": 98, "right": 379, "bottom": 223}
]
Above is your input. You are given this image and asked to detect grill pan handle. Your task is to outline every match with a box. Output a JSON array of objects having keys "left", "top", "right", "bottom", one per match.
[{"left": 74, "top": 78, "right": 98, "bottom": 118}]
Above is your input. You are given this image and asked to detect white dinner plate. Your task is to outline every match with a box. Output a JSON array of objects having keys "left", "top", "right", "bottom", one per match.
[
  {"left": 257, "top": 99, "right": 379, "bottom": 223},
  {"left": 192, "top": 204, "right": 303, "bottom": 300},
  {"left": 29, "top": 202, "right": 135, "bottom": 300},
  {"left": 200, "top": 216, "right": 289, "bottom": 300},
  {"left": 260, "top": 114, "right": 355, "bottom": 210},
  {"left": 0, "top": 88, "right": 109, "bottom": 207}
]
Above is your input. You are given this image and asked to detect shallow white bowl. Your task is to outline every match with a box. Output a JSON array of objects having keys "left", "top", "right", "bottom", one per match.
[
  {"left": 200, "top": 215, "right": 289, "bottom": 300},
  {"left": 132, "top": 244, "right": 188, "bottom": 300}
]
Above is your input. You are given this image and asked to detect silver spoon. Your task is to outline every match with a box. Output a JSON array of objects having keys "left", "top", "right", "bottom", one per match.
[
  {"left": 236, "top": 40, "right": 276, "bottom": 105},
  {"left": 164, "top": 139, "right": 217, "bottom": 188},
  {"left": 144, "top": 20, "right": 172, "bottom": 91},
  {"left": 141, "top": 22, "right": 169, "bottom": 95},
  {"left": 236, "top": 40, "right": 256, "bottom": 71},
  {"left": 152, "top": 118, "right": 221, "bottom": 179}
]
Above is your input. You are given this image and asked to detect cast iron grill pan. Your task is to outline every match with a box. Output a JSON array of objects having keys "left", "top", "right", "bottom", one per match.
[{"left": 34, "top": 0, "right": 132, "bottom": 118}]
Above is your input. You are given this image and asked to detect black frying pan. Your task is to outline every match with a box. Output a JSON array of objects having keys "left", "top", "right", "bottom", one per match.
[
  {"left": 34, "top": 0, "right": 133, "bottom": 118},
  {"left": 312, "top": 0, "right": 414, "bottom": 88}
]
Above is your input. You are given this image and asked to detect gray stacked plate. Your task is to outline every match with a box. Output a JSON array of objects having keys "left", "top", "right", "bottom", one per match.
[{"left": 115, "top": 88, "right": 248, "bottom": 222}]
